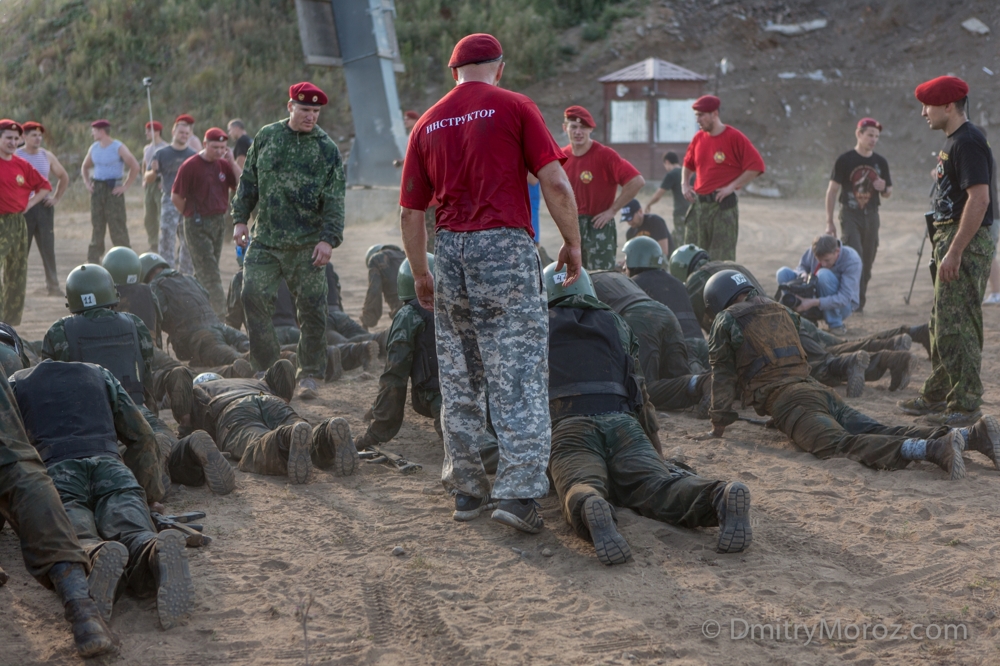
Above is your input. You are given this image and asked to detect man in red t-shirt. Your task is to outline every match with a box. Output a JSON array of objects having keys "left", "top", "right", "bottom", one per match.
[
  {"left": 561, "top": 105, "right": 645, "bottom": 270},
  {"left": 681, "top": 96, "right": 764, "bottom": 261},
  {"left": 172, "top": 127, "right": 241, "bottom": 315},
  {"left": 0, "top": 119, "right": 52, "bottom": 325},
  {"left": 400, "top": 33, "right": 581, "bottom": 534}
]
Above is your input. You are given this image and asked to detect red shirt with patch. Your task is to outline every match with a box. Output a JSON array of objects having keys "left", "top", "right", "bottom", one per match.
[
  {"left": 400, "top": 81, "right": 564, "bottom": 238},
  {"left": 683, "top": 126, "right": 765, "bottom": 195},
  {"left": 172, "top": 154, "right": 238, "bottom": 216},
  {"left": 0, "top": 155, "right": 51, "bottom": 215},
  {"left": 561, "top": 141, "right": 641, "bottom": 216}
]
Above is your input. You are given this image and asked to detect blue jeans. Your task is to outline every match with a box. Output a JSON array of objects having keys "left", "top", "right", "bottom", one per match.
[{"left": 776, "top": 267, "right": 852, "bottom": 328}]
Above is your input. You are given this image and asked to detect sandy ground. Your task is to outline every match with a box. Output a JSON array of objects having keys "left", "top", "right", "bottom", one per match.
[{"left": 2, "top": 190, "right": 1000, "bottom": 666}]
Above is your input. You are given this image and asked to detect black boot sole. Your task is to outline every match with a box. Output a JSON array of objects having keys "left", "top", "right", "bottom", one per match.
[
  {"left": 87, "top": 542, "right": 127, "bottom": 623},
  {"left": 582, "top": 496, "right": 632, "bottom": 566},
  {"left": 155, "top": 530, "right": 194, "bottom": 630},
  {"left": 717, "top": 482, "right": 753, "bottom": 553}
]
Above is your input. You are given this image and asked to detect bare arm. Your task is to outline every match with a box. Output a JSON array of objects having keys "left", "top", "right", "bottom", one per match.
[
  {"left": 592, "top": 174, "right": 645, "bottom": 228},
  {"left": 144, "top": 158, "right": 159, "bottom": 186},
  {"left": 716, "top": 169, "right": 761, "bottom": 201},
  {"left": 825, "top": 180, "right": 841, "bottom": 237},
  {"left": 170, "top": 192, "right": 186, "bottom": 215},
  {"left": 681, "top": 166, "right": 696, "bottom": 202},
  {"left": 45, "top": 150, "right": 70, "bottom": 205},
  {"left": 938, "top": 184, "right": 990, "bottom": 283},
  {"left": 657, "top": 238, "right": 671, "bottom": 257},
  {"left": 115, "top": 145, "right": 141, "bottom": 194},
  {"left": 646, "top": 187, "right": 666, "bottom": 212},
  {"left": 400, "top": 207, "right": 433, "bottom": 309},
  {"left": 537, "top": 160, "right": 582, "bottom": 285},
  {"left": 882, "top": 186, "right": 892, "bottom": 199},
  {"left": 81, "top": 148, "right": 94, "bottom": 194},
  {"left": 235, "top": 155, "right": 246, "bottom": 170}
]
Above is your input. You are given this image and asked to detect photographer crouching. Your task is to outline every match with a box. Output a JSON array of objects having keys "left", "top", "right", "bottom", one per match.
[{"left": 776, "top": 234, "right": 861, "bottom": 335}]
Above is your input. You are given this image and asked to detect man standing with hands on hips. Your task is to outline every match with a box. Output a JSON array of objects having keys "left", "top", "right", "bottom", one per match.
[
  {"left": 681, "top": 95, "right": 764, "bottom": 261},
  {"left": 80, "top": 119, "right": 140, "bottom": 263},
  {"left": 400, "top": 34, "right": 581, "bottom": 533},
  {"left": 899, "top": 76, "right": 996, "bottom": 427},
  {"left": 232, "top": 82, "right": 345, "bottom": 400}
]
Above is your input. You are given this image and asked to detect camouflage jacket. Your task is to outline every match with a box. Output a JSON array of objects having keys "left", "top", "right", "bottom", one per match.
[
  {"left": 231, "top": 119, "right": 345, "bottom": 250},
  {"left": 362, "top": 246, "right": 405, "bottom": 329},
  {"left": 40, "top": 308, "right": 155, "bottom": 381}
]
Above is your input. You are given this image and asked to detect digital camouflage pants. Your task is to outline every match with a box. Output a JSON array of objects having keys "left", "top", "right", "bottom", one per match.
[
  {"left": 578, "top": 215, "right": 618, "bottom": 271},
  {"left": 184, "top": 213, "right": 227, "bottom": 316},
  {"left": 158, "top": 194, "right": 193, "bottom": 274},
  {"left": 88, "top": 180, "right": 130, "bottom": 264},
  {"left": 435, "top": 228, "right": 551, "bottom": 500},
  {"left": 684, "top": 197, "right": 738, "bottom": 261},
  {"left": 0, "top": 213, "right": 27, "bottom": 325}
]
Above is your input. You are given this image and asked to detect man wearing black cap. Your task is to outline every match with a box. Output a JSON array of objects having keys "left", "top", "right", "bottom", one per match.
[
  {"left": 899, "top": 76, "right": 996, "bottom": 427},
  {"left": 80, "top": 120, "right": 140, "bottom": 263},
  {"left": 622, "top": 198, "right": 673, "bottom": 258},
  {"left": 681, "top": 96, "right": 764, "bottom": 261}
]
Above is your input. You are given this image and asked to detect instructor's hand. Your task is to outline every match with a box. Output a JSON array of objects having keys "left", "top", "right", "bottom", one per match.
[
  {"left": 825, "top": 220, "right": 837, "bottom": 238},
  {"left": 233, "top": 223, "right": 250, "bottom": 248},
  {"left": 938, "top": 249, "right": 962, "bottom": 283},
  {"left": 415, "top": 272, "right": 435, "bottom": 310},
  {"left": 555, "top": 243, "right": 582, "bottom": 287},
  {"left": 591, "top": 208, "right": 616, "bottom": 229},
  {"left": 312, "top": 241, "right": 333, "bottom": 267},
  {"left": 682, "top": 183, "right": 695, "bottom": 203}
]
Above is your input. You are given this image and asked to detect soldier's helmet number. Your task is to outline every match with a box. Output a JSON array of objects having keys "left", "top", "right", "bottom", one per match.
[
  {"left": 730, "top": 274, "right": 748, "bottom": 286},
  {"left": 127, "top": 275, "right": 138, "bottom": 284},
  {"left": 81, "top": 293, "right": 97, "bottom": 307},
  {"left": 553, "top": 272, "right": 568, "bottom": 284}
]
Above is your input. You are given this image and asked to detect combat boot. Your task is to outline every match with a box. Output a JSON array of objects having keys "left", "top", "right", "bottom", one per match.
[
  {"left": 925, "top": 432, "right": 967, "bottom": 480},
  {"left": 362, "top": 340, "right": 381, "bottom": 372},
  {"left": 581, "top": 496, "right": 632, "bottom": 566},
  {"left": 285, "top": 421, "right": 314, "bottom": 484},
  {"left": 956, "top": 415, "right": 1000, "bottom": 469},
  {"left": 492, "top": 499, "right": 544, "bottom": 534},
  {"left": 265, "top": 358, "right": 296, "bottom": 402},
  {"left": 865, "top": 351, "right": 911, "bottom": 391},
  {"left": 323, "top": 417, "right": 358, "bottom": 477},
  {"left": 49, "top": 561, "right": 118, "bottom": 657},
  {"left": 151, "top": 529, "right": 195, "bottom": 630},
  {"left": 909, "top": 324, "right": 931, "bottom": 358},
  {"left": 830, "top": 351, "right": 868, "bottom": 398},
  {"left": 713, "top": 482, "right": 752, "bottom": 554},
  {"left": 229, "top": 358, "right": 254, "bottom": 378},
  {"left": 87, "top": 541, "right": 128, "bottom": 622},
  {"left": 898, "top": 396, "right": 946, "bottom": 416},
  {"left": 187, "top": 430, "right": 236, "bottom": 495},
  {"left": 325, "top": 346, "right": 344, "bottom": 382}
]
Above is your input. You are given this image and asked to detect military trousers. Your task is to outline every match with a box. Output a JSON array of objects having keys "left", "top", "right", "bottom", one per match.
[
  {"left": 328, "top": 310, "right": 370, "bottom": 342},
  {"left": 435, "top": 228, "right": 551, "bottom": 500},
  {"left": 186, "top": 324, "right": 248, "bottom": 367},
  {"left": 578, "top": 215, "right": 618, "bottom": 271},
  {"left": 243, "top": 243, "right": 328, "bottom": 380},
  {"left": 24, "top": 203, "right": 59, "bottom": 293},
  {"left": 0, "top": 213, "right": 28, "bottom": 325},
  {"left": 683, "top": 196, "right": 738, "bottom": 261},
  {"left": 921, "top": 224, "right": 994, "bottom": 412},
  {"left": 621, "top": 301, "right": 691, "bottom": 383},
  {"left": 143, "top": 180, "right": 161, "bottom": 251},
  {"left": 88, "top": 180, "right": 130, "bottom": 264},
  {"left": 840, "top": 206, "right": 879, "bottom": 311},
  {"left": 158, "top": 194, "right": 193, "bottom": 274},
  {"left": 685, "top": 336, "right": 710, "bottom": 374},
  {"left": 48, "top": 456, "right": 161, "bottom": 596},
  {"left": 647, "top": 375, "right": 703, "bottom": 411},
  {"left": 769, "top": 380, "right": 948, "bottom": 470},
  {"left": 184, "top": 213, "right": 227, "bottom": 316},
  {"left": 549, "top": 413, "right": 721, "bottom": 540}
]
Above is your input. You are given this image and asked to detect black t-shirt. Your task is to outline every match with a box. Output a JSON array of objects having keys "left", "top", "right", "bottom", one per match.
[
  {"left": 658, "top": 168, "right": 686, "bottom": 216},
  {"left": 931, "top": 122, "right": 995, "bottom": 226},
  {"left": 830, "top": 150, "right": 891, "bottom": 211},
  {"left": 233, "top": 134, "right": 252, "bottom": 160},
  {"left": 625, "top": 213, "right": 673, "bottom": 255},
  {"left": 154, "top": 145, "right": 196, "bottom": 192}
]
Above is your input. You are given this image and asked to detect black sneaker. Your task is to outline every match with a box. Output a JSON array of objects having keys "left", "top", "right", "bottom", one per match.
[
  {"left": 453, "top": 494, "right": 493, "bottom": 522},
  {"left": 581, "top": 496, "right": 631, "bottom": 566},
  {"left": 716, "top": 482, "right": 753, "bottom": 553},
  {"left": 491, "top": 499, "right": 544, "bottom": 534},
  {"left": 87, "top": 542, "right": 128, "bottom": 623}
]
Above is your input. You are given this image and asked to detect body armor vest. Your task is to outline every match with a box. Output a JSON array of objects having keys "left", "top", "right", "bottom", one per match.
[
  {"left": 547, "top": 306, "right": 643, "bottom": 419},
  {"left": 590, "top": 271, "right": 652, "bottom": 315},
  {"left": 12, "top": 361, "right": 120, "bottom": 466},
  {"left": 728, "top": 297, "right": 809, "bottom": 402},
  {"left": 116, "top": 283, "right": 158, "bottom": 335},
  {"left": 408, "top": 302, "right": 440, "bottom": 394},
  {"left": 64, "top": 312, "right": 146, "bottom": 405},
  {"left": 274, "top": 280, "right": 298, "bottom": 328},
  {"left": 155, "top": 272, "right": 218, "bottom": 336},
  {"left": 631, "top": 270, "right": 702, "bottom": 339}
]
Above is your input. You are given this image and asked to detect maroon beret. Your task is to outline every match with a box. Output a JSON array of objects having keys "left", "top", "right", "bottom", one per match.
[
  {"left": 692, "top": 95, "right": 721, "bottom": 112},
  {"left": 915, "top": 76, "right": 969, "bottom": 106},
  {"left": 91, "top": 119, "right": 111, "bottom": 129},
  {"left": 289, "top": 82, "right": 328, "bottom": 106},
  {"left": 174, "top": 114, "right": 195, "bottom": 126},
  {"left": 448, "top": 33, "right": 503, "bottom": 68},
  {"left": 21, "top": 121, "right": 44, "bottom": 134},
  {"left": 857, "top": 117, "right": 882, "bottom": 132},
  {"left": 563, "top": 105, "right": 596, "bottom": 129},
  {"left": 0, "top": 119, "right": 22, "bottom": 135},
  {"left": 203, "top": 127, "right": 228, "bottom": 142},
  {"left": 404, "top": 110, "right": 420, "bottom": 120},
  {"left": 145, "top": 120, "right": 163, "bottom": 132}
]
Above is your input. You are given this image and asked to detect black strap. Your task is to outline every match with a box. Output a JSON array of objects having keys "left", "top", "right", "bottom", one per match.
[
  {"left": 743, "top": 345, "right": 801, "bottom": 382},
  {"left": 549, "top": 381, "right": 629, "bottom": 401}
]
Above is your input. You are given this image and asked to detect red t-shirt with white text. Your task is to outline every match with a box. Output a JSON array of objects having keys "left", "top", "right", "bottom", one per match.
[
  {"left": 683, "top": 126, "right": 765, "bottom": 194},
  {"left": 172, "top": 155, "right": 238, "bottom": 217},
  {"left": 0, "top": 155, "right": 51, "bottom": 215},
  {"left": 400, "top": 81, "right": 565, "bottom": 238},
  {"left": 561, "top": 141, "right": 641, "bottom": 216}
]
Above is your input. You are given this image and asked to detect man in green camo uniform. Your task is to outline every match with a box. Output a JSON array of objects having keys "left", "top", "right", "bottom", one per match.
[
  {"left": 361, "top": 244, "right": 406, "bottom": 330},
  {"left": 899, "top": 76, "right": 997, "bottom": 426},
  {"left": 543, "top": 263, "right": 752, "bottom": 565},
  {"left": 232, "top": 82, "right": 345, "bottom": 399},
  {"left": 703, "top": 269, "right": 1000, "bottom": 479},
  {"left": 187, "top": 360, "right": 357, "bottom": 484}
]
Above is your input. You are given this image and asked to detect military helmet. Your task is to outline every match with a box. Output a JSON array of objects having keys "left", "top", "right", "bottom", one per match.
[
  {"left": 193, "top": 372, "right": 222, "bottom": 385},
  {"left": 622, "top": 236, "right": 665, "bottom": 269},
  {"left": 397, "top": 254, "right": 435, "bottom": 302},
  {"left": 138, "top": 252, "right": 170, "bottom": 283},
  {"left": 543, "top": 262, "right": 595, "bottom": 303},
  {"left": 365, "top": 244, "right": 385, "bottom": 268},
  {"left": 102, "top": 246, "right": 142, "bottom": 285},
  {"left": 668, "top": 244, "right": 710, "bottom": 281},
  {"left": 704, "top": 269, "right": 754, "bottom": 319},
  {"left": 65, "top": 264, "right": 119, "bottom": 313}
]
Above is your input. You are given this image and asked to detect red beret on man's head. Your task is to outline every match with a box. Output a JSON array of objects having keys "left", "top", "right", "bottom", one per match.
[
  {"left": 857, "top": 117, "right": 882, "bottom": 132},
  {"left": 692, "top": 95, "right": 721, "bottom": 112},
  {"left": 91, "top": 119, "right": 111, "bottom": 129},
  {"left": 203, "top": 127, "right": 228, "bottom": 142},
  {"left": 448, "top": 33, "right": 503, "bottom": 68},
  {"left": 289, "top": 82, "right": 328, "bottom": 106},
  {"left": 564, "top": 105, "right": 595, "bottom": 128},
  {"left": 914, "top": 76, "right": 969, "bottom": 106},
  {"left": 145, "top": 120, "right": 163, "bottom": 132},
  {"left": 0, "top": 119, "right": 22, "bottom": 135},
  {"left": 174, "top": 114, "right": 195, "bottom": 126},
  {"left": 22, "top": 121, "right": 44, "bottom": 134}
]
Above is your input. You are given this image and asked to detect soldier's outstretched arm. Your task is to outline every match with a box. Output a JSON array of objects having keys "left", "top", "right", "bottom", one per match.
[{"left": 707, "top": 314, "right": 741, "bottom": 433}]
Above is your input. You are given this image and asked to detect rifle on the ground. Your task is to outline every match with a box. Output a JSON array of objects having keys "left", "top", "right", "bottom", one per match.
[
  {"left": 738, "top": 416, "right": 773, "bottom": 428},
  {"left": 359, "top": 446, "right": 422, "bottom": 474},
  {"left": 151, "top": 511, "right": 212, "bottom": 547}
]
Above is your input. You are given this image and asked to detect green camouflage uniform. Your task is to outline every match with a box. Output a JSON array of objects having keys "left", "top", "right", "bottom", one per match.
[
  {"left": 921, "top": 224, "right": 994, "bottom": 412},
  {"left": 578, "top": 215, "right": 618, "bottom": 271},
  {"left": 231, "top": 119, "right": 345, "bottom": 380},
  {"left": 548, "top": 295, "right": 721, "bottom": 538},
  {"left": 361, "top": 246, "right": 405, "bottom": 330},
  {"left": 143, "top": 180, "right": 161, "bottom": 252},
  {"left": 88, "top": 181, "right": 130, "bottom": 264},
  {"left": 708, "top": 294, "right": 946, "bottom": 469},
  {"left": 184, "top": 213, "right": 228, "bottom": 316},
  {"left": 686, "top": 260, "right": 764, "bottom": 332},
  {"left": 683, "top": 197, "right": 738, "bottom": 261},
  {"left": 0, "top": 213, "right": 28, "bottom": 325}
]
